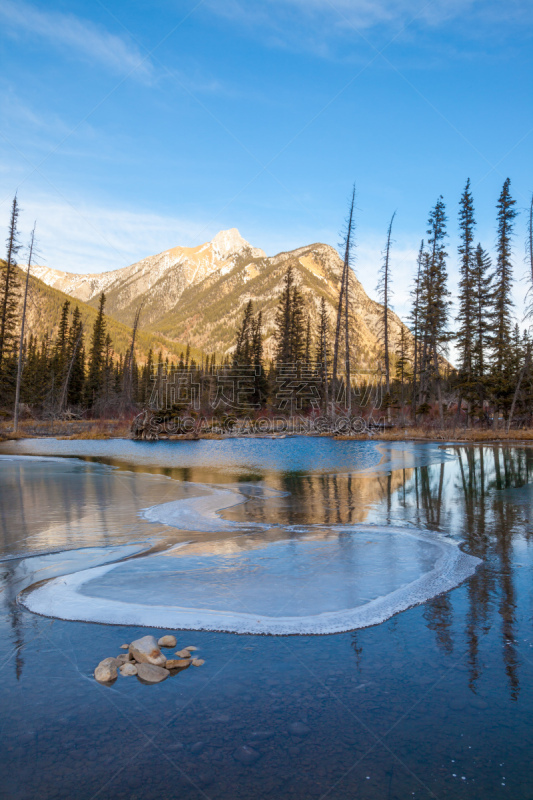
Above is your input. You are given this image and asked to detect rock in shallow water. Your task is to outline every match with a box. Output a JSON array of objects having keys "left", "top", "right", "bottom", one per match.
[
  {"left": 94, "top": 658, "right": 119, "bottom": 683},
  {"left": 191, "top": 658, "right": 205, "bottom": 667},
  {"left": 136, "top": 663, "right": 170, "bottom": 683},
  {"left": 120, "top": 662, "right": 138, "bottom": 676},
  {"left": 158, "top": 635, "right": 177, "bottom": 648},
  {"left": 175, "top": 649, "right": 192, "bottom": 658},
  {"left": 233, "top": 745, "right": 261, "bottom": 766},
  {"left": 166, "top": 659, "right": 190, "bottom": 670},
  {"left": 129, "top": 635, "right": 167, "bottom": 667},
  {"left": 288, "top": 722, "right": 310, "bottom": 737}
]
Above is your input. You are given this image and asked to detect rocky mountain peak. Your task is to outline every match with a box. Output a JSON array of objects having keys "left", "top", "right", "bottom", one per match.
[{"left": 210, "top": 228, "right": 266, "bottom": 261}]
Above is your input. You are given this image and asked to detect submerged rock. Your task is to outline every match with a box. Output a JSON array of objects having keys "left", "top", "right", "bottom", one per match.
[
  {"left": 174, "top": 649, "right": 192, "bottom": 658},
  {"left": 288, "top": 721, "right": 310, "bottom": 737},
  {"left": 116, "top": 653, "right": 133, "bottom": 664},
  {"left": 158, "top": 635, "right": 177, "bottom": 648},
  {"left": 184, "top": 646, "right": 198, "bottom": 652},
  {"left": 129, "top": 635, "right": 167, "bottom": 666},
  {"left": 137, "top": 663, "right": 169, "bottom": 683},
  {"left": 94, "top": 658, "right": 119, "bottom": 683},
  {"left": 120, "top": 662, "right": 138, "bottom": 676},
  {"left": 233, "top": 745, "right": 260, "bottom": 765},
  {"left": 191, "top": 658, "right": 205, "bottom": 667}
]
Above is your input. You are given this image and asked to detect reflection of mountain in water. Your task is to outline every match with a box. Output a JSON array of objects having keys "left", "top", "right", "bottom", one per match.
[{"left": 1, "top": 444, "right": 532, "bottom": 700}]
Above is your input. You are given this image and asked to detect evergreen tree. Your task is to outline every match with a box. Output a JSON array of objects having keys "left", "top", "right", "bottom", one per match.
[
  {"left": 456, "top": 179, "right": 476, "bottom": 408},
  {"left": 304, "top": 316, "right": 311, "bottom": 365},
  {"left": 66, "top": 306, "right": 85, "bottom": 406},
  {"left": 234, "top": 300, "right": 254, "bottom": 366},
  {"left": 491, "top": 178, "right": 517, "bottom": 373},
  {"left": 290, "top": 286, "right": 306, "bottom": 364},
  {"left": 420, "top": 197, "right": 450, "bottom": 422},
  {"left": 471, "top": 244, "right": 493, "bottom": 388},
  {"left": 275, "top": 266, "right": 294, "bottom": 365},
  {"left": 251, "top": 311, "right": 269, "bottom": 406},
  {"left": 85, "top": 292, "right": 107, "bottom": 407},
  {"left": 0, "top": 196, "right": 21, "bottom": 395},
  {"left": 52, "top": 300, "right": 70, "bottom": 390},
  {"left": 315, "top": 297, "right": 330, "bottom": 410}
]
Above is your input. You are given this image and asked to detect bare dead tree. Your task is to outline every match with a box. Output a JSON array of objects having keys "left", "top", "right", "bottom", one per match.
[
  {"left": 377, "top": 211, "right": 396, "bottom": 417},
  {"left": 526, "top": 194, "right": 533, "bottom": 319},
  {"left": 332, "top": 185, "right": 355, "bottom": 415},
  {"left": 13, "top": 223, "right": 36, "bottom": 433}
]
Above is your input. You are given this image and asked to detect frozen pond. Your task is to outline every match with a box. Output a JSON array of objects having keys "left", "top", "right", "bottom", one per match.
[
  {"left": 1, "top": 444, "right": 478, "bottom": 634},
  {"left": 1, "top": 437, "right": 533, "bottom": 800}
]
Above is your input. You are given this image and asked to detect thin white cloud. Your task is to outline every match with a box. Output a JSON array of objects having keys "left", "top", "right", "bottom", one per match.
[
  {"left": 4, "top": 196, "right": 215, "bottom": 274},
  {"left": 0, "top": 0, "right": 153, "bottom": 80},
  {"left": 206, "top": 0, "right": 531, "bottom": 53}
]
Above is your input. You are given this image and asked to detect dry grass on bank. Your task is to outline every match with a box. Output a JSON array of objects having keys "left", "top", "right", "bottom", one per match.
[
  {"left": 2, "top": 417, "right": 533, "bottom": 444},
  {"left": 337, "top": 427, "right": 533, "bottom": 443},
  {"left": 0, "top": 418, "right": 132, "bottom": 441}
]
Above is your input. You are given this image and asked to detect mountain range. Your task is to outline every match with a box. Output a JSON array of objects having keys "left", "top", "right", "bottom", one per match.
[{"left": 23, "top": 229, "right": 409, "bottom": 366}]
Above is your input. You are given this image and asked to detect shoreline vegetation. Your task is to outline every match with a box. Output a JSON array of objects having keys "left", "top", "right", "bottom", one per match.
[{"left": 3, "top": 418, "right": 533, "bottom": 444}]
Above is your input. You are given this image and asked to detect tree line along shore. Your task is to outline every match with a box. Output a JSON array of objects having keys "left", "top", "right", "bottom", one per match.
[{"left": 1, "top": 178, "right": 532, "bottom": 439}]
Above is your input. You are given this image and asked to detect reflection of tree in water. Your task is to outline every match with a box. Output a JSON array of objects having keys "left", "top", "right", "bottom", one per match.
[{"left": 382, "top": 445, "right": 530, "bottom": 700}]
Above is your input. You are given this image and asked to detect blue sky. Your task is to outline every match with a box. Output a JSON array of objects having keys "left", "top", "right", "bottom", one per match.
[{"left": 0, "top": 0, "right": 532, "bottom": 322}]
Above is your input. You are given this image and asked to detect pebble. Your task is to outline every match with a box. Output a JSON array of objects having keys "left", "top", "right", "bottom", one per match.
[
  {"left": 174, "top": 649, "right": 192, "bottom": 658},
  {"left": 136, "top": 663, "right": 170, "bottom": 683},
  {"left": 129, "top": 635, "right": 167, "bottom": 667},
  {"left": 233, "top": 745, "right": 261, "bottom": 765},
  {"left": 158, "top": 635, "right": 177, "bottom": 648},
  {"left": 191, "top": 658, "right": 205, "bottom": 667},
  {"left": 120, "top": 644, "right": 129, "bottom": 650},
  {"left": 120, "top": 662, "right": 138, "bottom": 677}
]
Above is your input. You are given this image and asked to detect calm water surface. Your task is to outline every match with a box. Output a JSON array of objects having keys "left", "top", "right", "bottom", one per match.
[{"left": 0, "top": 437, "right": 532, "bottom": 800}]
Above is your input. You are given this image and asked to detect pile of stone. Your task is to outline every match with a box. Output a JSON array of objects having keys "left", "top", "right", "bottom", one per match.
[{"left": 94, "top": 634, "right": 205, "bottom": 685}]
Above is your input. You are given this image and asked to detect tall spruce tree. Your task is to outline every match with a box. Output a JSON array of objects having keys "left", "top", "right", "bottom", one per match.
[
  {"left": 422, "top": 197, "right": 450, "bottom": 422},
  {"left": 315, "top": 297, "right": 330, "bottom": 410},
  {"left": 251, "top": 311, "right": 269, "bottom": 406},
  {"left": 65, "top": 306, "right": 85, "bottom": 407},
  {"left": 471, "top": 244, "right": 493, "bottom": 390},
  {"left": 275, "top": 266, "right": 294, "bottom": 365},
  {"left": 290, "top": 286, "right": 306, "bottom": 364},
  {"left": 85, "top": 293, "right": 107, "bottom": 407},
  {"left": 234, "top": 300, "right": 254, "bottom": 366},
  {"left": 456, "top": 179, "right": 476, "bottom": 412},
  {"left": 0, "top": 196, "right": 21, "bottom": 394},
  {"left": 491, "top": 178, "right": 517, "bottom": 374}
]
